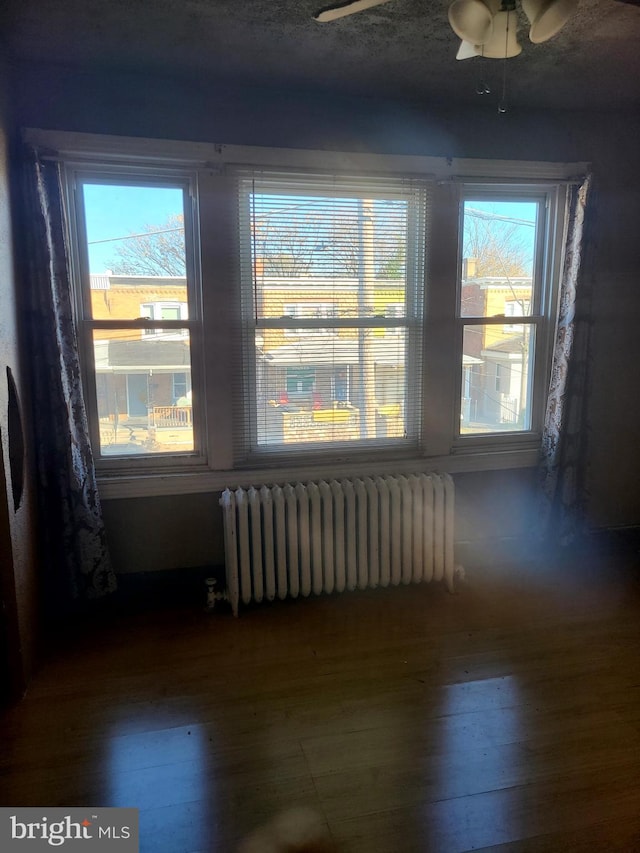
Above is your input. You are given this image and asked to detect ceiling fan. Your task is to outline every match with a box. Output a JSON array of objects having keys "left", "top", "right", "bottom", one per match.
[
  {"left": 314, "top": 0, "right": 640, "bottom": 43},
  {"left": 314, "top": 0, "right": 394, "bottom": 21},
  {"left": 315, "top": 0, "right": 640, "bottom": 46},
  {"left": 313, "top": 0, "right": 638, "bottom": 113},
  {"left": 313, "top": 0, "right": 582, "bottom": 58}
]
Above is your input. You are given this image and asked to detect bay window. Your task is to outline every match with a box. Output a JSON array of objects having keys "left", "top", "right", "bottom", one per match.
[{"left": 35, "top": 129, "right": 579, "bottom": 494}]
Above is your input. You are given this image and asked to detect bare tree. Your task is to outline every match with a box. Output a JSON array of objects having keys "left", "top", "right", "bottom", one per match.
[
  {"left": 464, "top": 210, "right": 531, "bottom": 278},
  {"left": 108, "top": 215, "right": 185, "bottom": 276},
  {"left": 255, "top": 210, "right": 364, "bottom": 278},
  {"left": 254, "top": 199, "right": 407, "bottom": 279},
  {"left": 256, "top": 212, "right": 327, "bottom": 277},
  {"left": 107, "top": 201, "right": 407, "bottom": 281}
]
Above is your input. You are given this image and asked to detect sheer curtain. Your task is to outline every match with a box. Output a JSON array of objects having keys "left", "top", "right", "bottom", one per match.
[
  {"left": 539, "top": 175, "right": 594, "bottom": 544},
  {"left": 25, "top": 150, "right": 117, "bottom": 604}
]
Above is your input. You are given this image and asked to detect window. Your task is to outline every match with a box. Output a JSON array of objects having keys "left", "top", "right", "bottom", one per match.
[
  {"left": 72, "top": 177, "right": 202, "bottom": 464},
  {"left": 238, "top": 173, "right": 426, "bottom": 457},
  {"left": 458, "top": 191, "right": 556, "bottom": 438},
  {"left": 140, "top": 302, "right": 188, "bottom": 336},
  {"left": 282, "top": 303, "right": 336, "bottom": 337},
  {"left": 43, "top": 128, "right": 576, "bottom": 488},
  {"left": 172, "top": 372, "right": 190, "bottom": 402}
]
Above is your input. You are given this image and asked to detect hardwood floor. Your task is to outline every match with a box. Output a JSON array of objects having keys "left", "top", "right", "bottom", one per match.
[{"left": 2, "top": 542, "right": 640, "bottom": 852}]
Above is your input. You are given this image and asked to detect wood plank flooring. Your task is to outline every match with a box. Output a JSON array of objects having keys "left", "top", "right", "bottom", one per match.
[{"left": 2, "top": 544, "right": 640, "bottom": 852}]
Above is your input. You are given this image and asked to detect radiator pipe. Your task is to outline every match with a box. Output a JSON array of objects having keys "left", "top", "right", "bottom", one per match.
[{"left": 204, "top": 577, "right": 228, "bottom": 612}]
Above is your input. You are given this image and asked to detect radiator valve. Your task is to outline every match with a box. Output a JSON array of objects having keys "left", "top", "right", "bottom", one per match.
[
  {"left": 204, "top": 577, "right": 228, "bottom": 612},
  {"left": 205, "top": 577, "right": 218, "bottom": 612}
]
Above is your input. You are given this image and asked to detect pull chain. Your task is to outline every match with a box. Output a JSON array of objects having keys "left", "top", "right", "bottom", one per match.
[
  {"left": 477, "top": 44, "right": 490, "bottom": 96},
  {"left": 498, "top": 9, "right": 510, "bottom": 113}
]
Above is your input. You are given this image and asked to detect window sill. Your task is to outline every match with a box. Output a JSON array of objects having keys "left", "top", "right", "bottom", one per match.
[{"left": 97, "top": 446, "right": 540, "bottom": 499}]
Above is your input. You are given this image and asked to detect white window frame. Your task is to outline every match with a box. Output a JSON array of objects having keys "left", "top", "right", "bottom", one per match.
[
  {"left": 282, "top": 302, "right": 336, "bottom": 337},
  {"left": 452, "top": 183, "right": 566, "bottom": 452},
  {"left": 140, "top": 301, "right": 189, "bottom": 337},
  {"left": 237, "top": 171, "right": 426, "bottom": 462},
  {"left": 503, "top": 300, "right": 529, "bottom": 332},
  {"left": 385, "top": 302, "right": 405, "bottom": 335},
  {"left": 25, "top": 128, "right": 585, "bottom": 497},
  {"left": 172, "top": 372, "right": 190, "bottom": 402},
  {"left": 65, "top": 165, "right": 206, "bottom": 472}
]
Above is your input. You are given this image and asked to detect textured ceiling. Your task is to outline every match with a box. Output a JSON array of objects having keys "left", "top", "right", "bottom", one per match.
[{"left": 3, "top": 0, "right": 640, "bottom": 111}]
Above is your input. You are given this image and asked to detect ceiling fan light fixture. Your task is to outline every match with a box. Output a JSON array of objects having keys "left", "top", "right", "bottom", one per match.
[
  {"left": 456, "top": 39, "right": 481, "bottom": 59},
  {"left": 521, "top": 0, "right": 579, "bottom": 43},
  {"left": 479, "top": 9, "right": 522, "bottom": 57},
  {"left": 448, "top": 0, "right": 495, "bottom": 45}
]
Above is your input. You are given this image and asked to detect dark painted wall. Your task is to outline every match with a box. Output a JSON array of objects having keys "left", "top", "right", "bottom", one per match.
[{"left": 0, "top": 65, "right": 40, "bottom": 695}]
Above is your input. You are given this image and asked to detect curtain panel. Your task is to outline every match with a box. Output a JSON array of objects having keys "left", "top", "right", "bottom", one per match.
[
  {"left": 539, "top": 175, "right": 594, "bottom": 545},
  {"left": 25, "top": 151, "right": 117, "bottom": 604}
]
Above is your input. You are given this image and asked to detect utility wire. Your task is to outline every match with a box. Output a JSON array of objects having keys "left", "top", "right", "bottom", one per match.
[{"left": 88, "top": 226, "right": 183, "bottom": 246}]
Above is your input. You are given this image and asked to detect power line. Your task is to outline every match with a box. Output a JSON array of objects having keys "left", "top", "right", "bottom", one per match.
[
  {"left": 87, "top": 205, "right": 514, "bottom": 251},
  {"left": 88, "top": 226, "right": 183, "bottom": 246},
  {"left": 465, "top": 208, "right": 536, "bottom": 227},
  {"left": 88, "top": 198, "right": 403, "bottom": 247}
]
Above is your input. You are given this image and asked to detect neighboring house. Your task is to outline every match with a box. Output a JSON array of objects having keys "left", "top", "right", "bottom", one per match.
[
  {"left": 91, "top": 272, "right": 408, "bottom": 445},
  {"left": 460, "top": 270, "right": 533, "bottom": 430},
  {"left": 257, "top": 276, "right": 405, "bottom": 404},
  {"left": 90, "top": 274, "right": 192, "bottom": 435},
  {"left": 91, "top": 267, "right": 533, "bottom": 441}
]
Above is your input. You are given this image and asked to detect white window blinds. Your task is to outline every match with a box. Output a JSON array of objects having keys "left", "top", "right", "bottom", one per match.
[{"left": 235, "top": 171, "right": 429, "bottom": 461}]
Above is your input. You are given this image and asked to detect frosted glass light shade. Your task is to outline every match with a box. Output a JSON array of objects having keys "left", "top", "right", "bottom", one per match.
[
  {"left": 478, "top": 10, "right": 522, "bottom": 58},
  {"left": 456, "top": 39, "right": 480, "bottom": 59},
  {"left": 448, "top": 0, "right": 494, "bottom": 45},
  {"left": 521, "top": 0, "right": 579, "bottom": 43}
]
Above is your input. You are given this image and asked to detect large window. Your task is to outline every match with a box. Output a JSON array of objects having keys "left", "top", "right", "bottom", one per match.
[
  {"left": 457, "top": 191, "right": 549, "bottom": 437},
  {"left": 73, "top": 176, "right": 202, "bottom": 464},
  {"left": 237, "top": 173, "right": 427, "bottom": 458},
  {"left": 47, "top": 132, "right": 576, "bottom": 489}
]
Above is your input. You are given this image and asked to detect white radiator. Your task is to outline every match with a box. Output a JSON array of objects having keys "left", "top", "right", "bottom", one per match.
[{"left": 220, "top": 473, "right": 455, "bottom": 616}]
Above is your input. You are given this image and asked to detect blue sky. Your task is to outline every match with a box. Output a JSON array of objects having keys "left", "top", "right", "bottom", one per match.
[
  {"left": 82, "top": 184, "right": 538, "bottom": 275},
  {"left": 464, "top": 199, "right": 537, "bottom": 227},
  {"left": 83, "top": 184, "right": 185, "bottom": 273},
  {"left": 464, "top": 199, "right": 537, "bottom": 274}
]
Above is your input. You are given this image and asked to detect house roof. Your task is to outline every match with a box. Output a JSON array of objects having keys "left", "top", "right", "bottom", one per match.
[
  {"left": 261, "top": 339, "right": 403, "bottom": 366},
  {"left": 93, "top": 338, "right": 191, "bottom": 372},
  {"left": 262, "top": 341, "right": 485, "bottom": 367}
]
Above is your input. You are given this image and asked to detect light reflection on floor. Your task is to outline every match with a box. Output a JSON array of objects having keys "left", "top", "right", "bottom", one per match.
[
  {"left": 423, "top": 674, "right": 524, "bottom": 850},
  {"left": 105, "top": 720, "right": 218, "bottom": 852}
]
